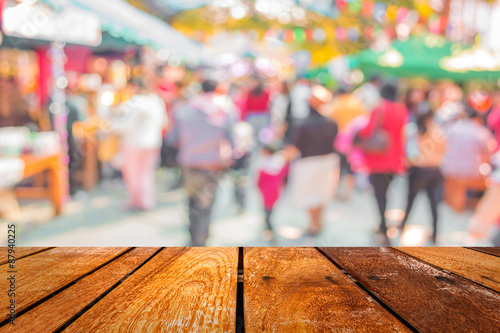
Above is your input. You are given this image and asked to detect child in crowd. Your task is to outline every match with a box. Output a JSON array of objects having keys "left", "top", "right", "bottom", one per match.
[{"left": 257, "top": 142, "right": 289, "bottom": 237}]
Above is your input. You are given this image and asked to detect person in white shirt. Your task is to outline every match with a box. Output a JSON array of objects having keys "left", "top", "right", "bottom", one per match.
[
  {"left": 353, "top": 75, "right": 382, "bottom": 113},
  {"left": 112, "top": 80, "right": 168, "bottom": 210},
  {"left": 285, "top": 79, "right": 311, "bottom": 141}
]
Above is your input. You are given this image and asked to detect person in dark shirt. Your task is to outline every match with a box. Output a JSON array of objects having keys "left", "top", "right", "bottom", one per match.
[{"left": 286, "top": 85, "right": 340, "bottom": 235}]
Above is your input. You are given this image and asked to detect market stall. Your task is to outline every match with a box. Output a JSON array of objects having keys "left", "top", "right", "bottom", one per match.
[{"left": 1, "top": 0, "right": 203, "bottom": 203}]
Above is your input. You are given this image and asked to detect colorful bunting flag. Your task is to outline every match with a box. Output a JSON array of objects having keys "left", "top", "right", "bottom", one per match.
[
  {"left": 396, "top": 7, "right": 409, "bottom": 24},
  {"left": 336, "top": 0, "right": 348, "bottom": 11},
  {"left": 294, "top": 28, "right": 306, "bottom": 43},
  {"left": 373, "top": 2, "right": 387, "bottom": 23},
  {"left": 386, "top": 5, "right": 398, "bottom": 23},
  {"left": 305, "top": 29, "right": 314, "bottom": 42},
  {"left": 361, "top": 1, "right": 374, "bottom": 18},
  {"left": 348, "top": 0, "right": 362, "bottom": 15},
  {"left": 347, "top": 27, "right": 360, "bottom": 41},
  {"left": 335, "top": 27, "right": 347, "bottom": 41}
]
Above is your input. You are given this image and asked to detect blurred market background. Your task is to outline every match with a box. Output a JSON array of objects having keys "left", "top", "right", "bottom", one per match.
[{"left": 1, "top": 0, "right": 500, "bottom": 247}]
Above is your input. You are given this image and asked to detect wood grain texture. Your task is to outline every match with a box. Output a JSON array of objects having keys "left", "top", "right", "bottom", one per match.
[
  {"left": 0, "top": 247, "right": 128, "bottom": 322},
  {"left": 0, "top": 247, "right": 52, "bottom": 265},
  {"left": 244, "top": 247, "right": 410, "bottom": 332},
  {"left": 397, "top": 247, "right": 500, "bottom": 292},
  {"left": 468, "top": 247, "right": 500, "bottom": 257},
  {"left": 64, "top": 247, "right": 238, "bottom": 333},
  {"left": 320, "top": 247, "right": 500, "bottom": 333},
  {"left": 1, "top": 248, "right": 159, "bottom": 332}
]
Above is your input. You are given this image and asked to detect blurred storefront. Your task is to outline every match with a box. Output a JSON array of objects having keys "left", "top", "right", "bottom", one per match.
[{"left": 0, "top": 0, "right": 200, "bottom": 217}]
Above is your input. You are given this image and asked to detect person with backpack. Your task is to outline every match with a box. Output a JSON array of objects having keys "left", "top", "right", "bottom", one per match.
[{"left": 356, "top": 82, "right": 409, "bottom": 245}]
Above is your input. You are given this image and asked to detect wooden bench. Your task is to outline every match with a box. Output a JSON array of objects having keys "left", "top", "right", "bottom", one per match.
[{"left": 0, "top": 247, "right": 498, "bottom": 332}]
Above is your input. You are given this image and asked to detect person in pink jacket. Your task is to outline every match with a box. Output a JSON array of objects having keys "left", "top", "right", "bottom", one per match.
[{"left": 487, "top": 90, "right": 500, "bottom": 151}]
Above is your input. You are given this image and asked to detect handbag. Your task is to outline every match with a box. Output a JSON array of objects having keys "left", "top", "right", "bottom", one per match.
[{"left": 354, "top": 108, "right": 389, "bottom": 153}]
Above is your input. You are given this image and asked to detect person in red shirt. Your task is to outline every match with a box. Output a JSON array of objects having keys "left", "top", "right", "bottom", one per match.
[
  {"left": 358, "top": 82, "right": 408, "bottom": 244},
  {"left": 241, "top": 75, "right": 271, "bottom": 144}
]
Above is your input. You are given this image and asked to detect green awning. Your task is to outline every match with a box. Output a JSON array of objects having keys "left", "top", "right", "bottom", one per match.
[{"left": 349, "top": 35, "right": 500, "bottom": 82}]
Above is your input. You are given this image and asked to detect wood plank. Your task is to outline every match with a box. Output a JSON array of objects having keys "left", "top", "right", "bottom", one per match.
[
  {"left": 1, "top": 248, "right": 159, "bottom": 332},
  {"left": 0, "top": 247, "right": 53, "bottom": 265},
  {"left": 320, "top": 248, "right": 500, "bottom": 333},
  {"left": 0, "top": 247, "right": 129, "bottom": 322},
  {"left": 468, "top": 247, "right": 500, "bottom": 257},
  {"left": 397, "top": 247, "right": 500, "bottom": 292},
  {"left": 64, "top": 247, "right": 238, "bottom": 333},
  {"left": 244, "top": 247, "right": 410, "bottom": 332}
]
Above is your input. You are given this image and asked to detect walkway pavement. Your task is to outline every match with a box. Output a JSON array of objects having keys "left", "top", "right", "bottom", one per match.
[{"left": 1, "top": 168, "right": 493, "bottom": 247}]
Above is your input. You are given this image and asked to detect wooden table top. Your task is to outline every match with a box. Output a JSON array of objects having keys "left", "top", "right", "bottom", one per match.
[{"left": 0, "top": 247, "right": 498, "bottom": 332}]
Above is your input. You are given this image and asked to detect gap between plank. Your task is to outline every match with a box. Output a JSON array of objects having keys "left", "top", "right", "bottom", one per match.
[
  {"left": 315, "top": 248, "right": 419, "bottom": 333},
  {"left": 465, "top": 247, "right": 500, "bottom": 258},
  {"left": 54, "top": 247, "right": 164, "bottom": 332},
  {"left": 0, "top": 247, "right": 55, "bottom": 265},
  {"left": 236, "top": 247, "right": 245, "bottom": 333},
  {"left": 0, "top": 247, "right": 135, "bottom": 327},
  {"left": 392, "top": 247, "right": 500, "bottom": 295}
]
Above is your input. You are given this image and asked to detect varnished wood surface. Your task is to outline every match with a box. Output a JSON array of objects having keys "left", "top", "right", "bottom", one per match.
[
  {"left": 0, "top": 247, "right": 498, "bottom": 332},
  {"left": 65, "top": 247, "right": 238, "bottom": 333},
  {"left": 244, "top": 247, "right": 410, "bottom": 332},
  {"left": 0, "top": 247, "right": 52, "bottom": 265},
  {"left": 1, "top": 248, "right": 159, "bottom": 332},
  {"left": 0, "top": 247, "right": 128, "bottom": 322},
  {"left": 469, "top": 247, "right": 500, "bottom": 257},
  {"left": 397, "top": 247, "right": 500, "bottom": 292},
  {"left": 320, "top": 247, "right": 500, "bottom": 333}
]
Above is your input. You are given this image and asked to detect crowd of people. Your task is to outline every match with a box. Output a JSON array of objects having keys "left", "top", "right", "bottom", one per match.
[{"left": 104, "top": 72, "right": 500, "bottom": 247}]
